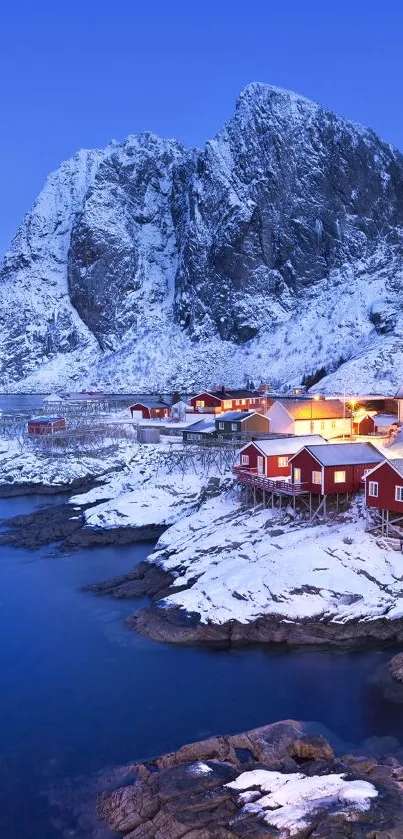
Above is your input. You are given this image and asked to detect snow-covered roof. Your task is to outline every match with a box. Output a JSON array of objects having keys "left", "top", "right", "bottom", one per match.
[
  {"left": 275, "top": 398, "right": 351, "bottom": 420},
  {"left": 43, "top": 393, "right": 63, "bottom": 403},
  {"left": 29, "top": 416, "right": 64, "bottom": 423},
  {"left": 130, "top": 399, "right": 169, "bottom": 409},
  {"left": 241, "top": 434, "right": 326, "bottom": 457},
  {"left": 374, "top": 414, "right": 398, "bottom": 426},
  {"left": 302, "top": 443, "right": 384, "bottom": 466},
  {"left": 395, "top": 385, "right": 403, "bottom": 398},
  {"left": 218, "top": 411, "right": 257, "bottom": 422},
  {"left": 186, "top": 419, "right": 216, "bottom": 433}
]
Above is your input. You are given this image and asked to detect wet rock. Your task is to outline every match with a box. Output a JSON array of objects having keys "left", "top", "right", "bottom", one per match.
[
  {"left": 389, "top": 652, "right": 403, "bottom": 683},
  {"left": 97, "top": 721, "right": 403, "bottom": 839}
]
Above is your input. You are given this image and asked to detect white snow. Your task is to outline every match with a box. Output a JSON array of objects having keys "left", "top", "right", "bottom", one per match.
[
  {"left": 187, "top": 762, "right": 213, "bottom": 775},
  {"left": 226, "top": 769, "right": 377, "bottom": 835},
  {"left": 147, "top": 493, "right": 403, "bottom": 626},
  {"left": 83, "top": 473, "right": 205, "bottom": 530}
]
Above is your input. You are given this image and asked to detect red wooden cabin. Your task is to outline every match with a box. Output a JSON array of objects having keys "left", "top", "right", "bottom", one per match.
[
  {"left": 289, "top": 442, "right": 384, "bottom": 495},
  {"left": 27, "top": 416, "right": 66, "bottom": 435},
  {"left": 364, "top": 458, "right": 403, "bottom": 514},
  {"left": 237, "top": 435, "right": 326, "bottom": 478},
  {"left": 130, "top": 401, "right": 170, "bottom": 420},
  {"left": 352, "top": 413, "right": 375, "bottom": 435},
  {"left": 190, "top": 388, "right": 268, "bottom": 414}
]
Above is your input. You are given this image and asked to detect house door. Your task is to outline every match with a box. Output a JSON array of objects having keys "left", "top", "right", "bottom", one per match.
[
  {"left": 257, "top": 456, "right": 264, "bottom": 476},
  {"left": 293, "top": 467, "right": 301, "bottom": 484}
]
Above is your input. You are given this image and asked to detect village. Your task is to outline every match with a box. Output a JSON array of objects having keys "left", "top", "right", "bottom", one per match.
[{"left": 11, "top": 382, "right": 403, "bottom": 544}]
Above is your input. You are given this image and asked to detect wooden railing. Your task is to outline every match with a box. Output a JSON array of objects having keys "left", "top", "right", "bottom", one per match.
[{"left": 233, "top": 468, "right": 309, "bottom": 495}]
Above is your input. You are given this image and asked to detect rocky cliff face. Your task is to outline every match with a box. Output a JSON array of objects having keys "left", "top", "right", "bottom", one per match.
[{"left": 1, "top": 83, "right": 403, "bottom": 392}]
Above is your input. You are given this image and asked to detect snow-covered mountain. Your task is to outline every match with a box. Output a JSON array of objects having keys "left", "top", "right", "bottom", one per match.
[{"left": 2, "top": 83, "right": 403, "bottom": 393}]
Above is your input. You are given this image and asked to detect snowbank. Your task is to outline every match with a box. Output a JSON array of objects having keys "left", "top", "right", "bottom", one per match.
[
  {"left": 226, "top": 769, "right": 377, "bottom": 835},
  {"left": 148, "top": 495, "right": 403, "bottom": 627}
]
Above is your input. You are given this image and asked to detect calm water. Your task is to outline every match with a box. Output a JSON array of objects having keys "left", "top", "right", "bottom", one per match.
[{"left": 1, "top": 494, "right": 403, "bottom": 837}]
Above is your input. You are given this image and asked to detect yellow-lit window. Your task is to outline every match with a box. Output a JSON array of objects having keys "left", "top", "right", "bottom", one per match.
[
  {"left": 293, "top": 468, "right": 301, "bottom": 483},
  {"left": 312, "top": 470, "right": 322, "bottom": 484},
  {"left": 196, "top": 400, "right": 205, "bottom": 407},
  {"left": 334, "top": 470, "right": 346, "bottom": 483},
  {"left": 278, "top": 456, "right": 288, "bottom": 467},
  {"left": 223, "top": 400, "right": 232, "bottom": 410}
]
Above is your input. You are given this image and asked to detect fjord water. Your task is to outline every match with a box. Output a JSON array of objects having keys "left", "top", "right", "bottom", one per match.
[{"left": 1, "top": 495, "right": 403, "bottom": 838}]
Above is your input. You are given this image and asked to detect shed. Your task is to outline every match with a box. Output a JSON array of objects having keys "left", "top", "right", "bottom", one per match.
[
  {"left": 130, "top": 400, "right": 170, "bottom": 420},
  {"left": 137, "top": 426, "right": 161, "bottom": 444},
  {"left": 27, "top": 416, "right": 66, "bottom": 435},
  {"left": 374, "top": 414, "right": 398, "bottom": 434},
  {"left": 352, "top": 412, "right": 375, "bottom": 436},
  {"left": 183, "top": 418, "right": 216, "bottom": 442},
  {"left": 289, "top": 442, "right": 384, "bottom": 495},
  {"left": 237, "top": 435, "right": 326, "bottom": 478}
]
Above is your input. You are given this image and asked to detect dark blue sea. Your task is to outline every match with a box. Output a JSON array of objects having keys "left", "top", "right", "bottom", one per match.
[{"left": 0, "top": 492, "right": 402, "bottom": 837}]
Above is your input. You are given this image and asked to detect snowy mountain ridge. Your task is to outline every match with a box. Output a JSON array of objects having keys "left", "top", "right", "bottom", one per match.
[{"left": 1, "top": 82, "right": 403, "bottom": 393}]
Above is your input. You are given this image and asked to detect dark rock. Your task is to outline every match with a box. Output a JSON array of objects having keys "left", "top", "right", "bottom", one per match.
[
  {"left": 96, "top": 721, "right": 403, "bottom": 838},
  {"left": 389, "top": 652, "right": 403, "bottom": 683}
]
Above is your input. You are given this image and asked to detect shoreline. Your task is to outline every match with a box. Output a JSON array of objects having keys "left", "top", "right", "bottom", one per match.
[{"left": 88, "top": 559, "right": 403, "bottom": 649}]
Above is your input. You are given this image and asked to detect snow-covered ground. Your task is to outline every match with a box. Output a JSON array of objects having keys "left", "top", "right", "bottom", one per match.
[
  {"left": 226, "top": 769, "right": 377, "bottom": 835},
  {"left": 145, "top": 493, "right": 403, "bottom": 627},
  {"left": 0, "top": 438, "right": 139, "bottom": 490},
  {"left": 81, "top": 473, "right": 207, "bottom": 530}
]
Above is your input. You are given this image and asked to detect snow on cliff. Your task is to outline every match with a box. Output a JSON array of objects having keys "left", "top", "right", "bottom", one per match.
[
  {"left": 2, "top": 83, "right": 403, "bottom": 393},
  {"left": 146, "top": 495, "right": 403, "bottom": 626}
]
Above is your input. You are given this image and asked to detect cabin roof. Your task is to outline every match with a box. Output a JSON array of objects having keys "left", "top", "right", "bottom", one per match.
[
  {"left": 218, "top": 410, "right": 257, "bottom": 422},
  {"left": 374, "top": 414, "right": 399, "bottom": 426},
  {"left": 300, "top": 442, "right": 384, "bottom": 466},
  {"left": 275, "top": 398, "right": 351, "bottom": 420},
  {"left": 243, "top": 434, "right": 327, "bottom": 456},
  {"left": 186, "top": 419, "right": 216, "bottom": 432},
  {"left": 193, "top": 389, "right": 262, "bottom": 401},
  {"left": 130, "top": 399, "right": 169, "bottom": 409},
  {"left": 29, "top": 416, "right": 64, "bottom": 423}
]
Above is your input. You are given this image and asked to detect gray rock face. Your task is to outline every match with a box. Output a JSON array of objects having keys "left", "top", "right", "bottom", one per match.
[{"left": 2, "top": 83, "right": 403, "bottom": 391}]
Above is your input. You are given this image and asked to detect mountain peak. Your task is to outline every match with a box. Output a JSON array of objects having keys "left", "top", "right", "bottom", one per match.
[{"left": 236, "top": 81, "right": 321, "bottom": 113}]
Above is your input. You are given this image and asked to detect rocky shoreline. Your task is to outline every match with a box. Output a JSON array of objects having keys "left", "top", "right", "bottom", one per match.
[
  {"left": 0, "top": 503, "right": 168, "bottom": 550},
  {"left": 97, "top": 719, "right": 403, "bottom": 838},
  {"left": 86, "top": 560, "right": 403, "bottom": 648}
]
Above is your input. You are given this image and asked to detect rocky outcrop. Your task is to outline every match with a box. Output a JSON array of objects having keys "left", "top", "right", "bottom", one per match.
[
  {"left": 2, "top": 84, "right": 403, "bottom": 392},
  {"left": 97, "top": 720, "right": 403, "bottom": 838},
  {"left": 389, "top": 652, "right": 403, "bottom": 683}
]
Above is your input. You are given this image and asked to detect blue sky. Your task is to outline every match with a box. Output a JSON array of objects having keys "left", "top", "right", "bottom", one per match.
[{"left": 1, "top": 0, "right": 403, "bottom": 256}]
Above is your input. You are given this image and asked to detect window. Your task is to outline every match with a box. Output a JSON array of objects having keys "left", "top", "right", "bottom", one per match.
[
  {"left": 331, "top": 420, "right": 336, "bottom": 429},
  {"left": 334, "top": 470, "right": 346, "bottom": 484},
  {"left": 312, "top": 470, "right": 322, "bottom": 484},
  {"left": 223, "top": 400, "right": 232, "bottom": 410},
  {"left": 241, "top": 399, "right": 246, "bottom": 405},
  {"left": 368, "top": 481, "right": 378, "bottom": 498},
  {"left": 196, "top": 400, "right": 205, "bottom": 408},
  {"left": 320, "top": 420, "right": 325, "bottom": 430},
  {"left": 241, "top": 455, "right": 249, "bottom": 466},
  {"left": 218, "top": 422, "right": 224, "bottom": 430},
  {"left": 231, "top": 423, "right": 238, "bottom": 431},
  {"left": 293, "top": 467, "right": 301, "bottom": 483},
  {"left": 395, "top": 486, "right": 403, "bottom": 502},
  {"left": 278, "top": 456, "right": 288, "bottom": 468},
  {"left": 187, "top": 433, "right": 200, "bottom": 440}
]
